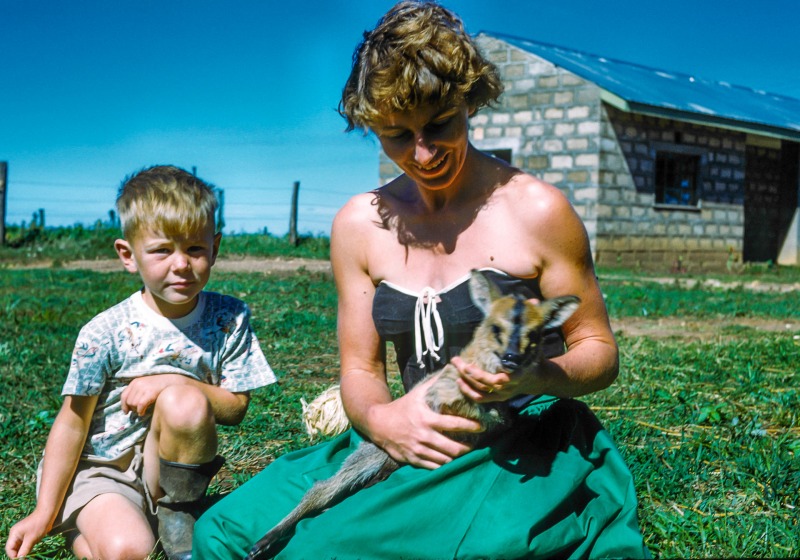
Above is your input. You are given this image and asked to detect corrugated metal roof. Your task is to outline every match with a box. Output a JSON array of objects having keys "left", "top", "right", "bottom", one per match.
[{"left": 485, "top": 32, "right": 800, "bottom": 141}]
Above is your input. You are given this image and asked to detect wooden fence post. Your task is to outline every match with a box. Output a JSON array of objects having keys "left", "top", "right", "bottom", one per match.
[
  {"left": 289, "top": 180, "right": 300, "bottom": 246},
  {"left": 0, "top": 162, "right": 7, "bottom": 246},
  {"left": 216, "top": 188, "right": 225, "bottom": 232}
]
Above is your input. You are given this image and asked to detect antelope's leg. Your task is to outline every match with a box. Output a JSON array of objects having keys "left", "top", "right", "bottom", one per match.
[{"left": 246, "top": 442, "right": 398, "bottom": 559}]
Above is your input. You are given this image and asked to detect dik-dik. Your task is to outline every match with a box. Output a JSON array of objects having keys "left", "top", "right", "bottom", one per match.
[{"left": 245, "top": 270, "right": 580, "bottom": 560}]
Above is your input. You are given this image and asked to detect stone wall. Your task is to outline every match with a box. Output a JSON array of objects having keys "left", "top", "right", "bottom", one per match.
[
  {"left": 595, "top": 106, "right": 746, "bottom": 272},
  {"left": 470, "top": 34, "right": 752, "bottom": 272}
]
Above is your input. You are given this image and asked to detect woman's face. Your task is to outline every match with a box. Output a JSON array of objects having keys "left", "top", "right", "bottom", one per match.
[{"left": 372, "top": 103, "right": 471, "bottom": 192}]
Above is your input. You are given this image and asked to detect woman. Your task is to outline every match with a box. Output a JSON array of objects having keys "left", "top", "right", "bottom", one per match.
[{"left": 194, "top": 2, "right": 649, "bottom": 558}]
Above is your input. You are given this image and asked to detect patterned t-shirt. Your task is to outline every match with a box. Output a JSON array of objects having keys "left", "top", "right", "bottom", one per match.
[{"left": 62, "top": 290, "right": 276, "bottom": 462}]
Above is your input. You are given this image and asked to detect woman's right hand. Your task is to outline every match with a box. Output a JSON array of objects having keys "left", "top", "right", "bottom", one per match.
[{"left": 368, "top": 376, "right": 483, "bottom": 469}]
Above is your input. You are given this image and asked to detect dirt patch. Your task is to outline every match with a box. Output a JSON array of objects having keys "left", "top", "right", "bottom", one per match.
[
  {"left": 599, "top": 272, "right": 800, "bottom": 294},
  {"left": 612, "top": 316, "right": 799, "bottom": 341},
  {"left": 7, "top": 259, "right": 797, "bottom": 340},
  {"left": 214, "top": 257, "right": 331, "bottom": 274}
]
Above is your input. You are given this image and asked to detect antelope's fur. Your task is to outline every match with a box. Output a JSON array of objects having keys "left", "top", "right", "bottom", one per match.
[{"left": 245, "top": 270, "right": 579, "bottom": 560}]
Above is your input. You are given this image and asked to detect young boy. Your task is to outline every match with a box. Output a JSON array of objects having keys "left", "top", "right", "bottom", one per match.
[{"left": 5, "top": 165, "right": 276, "bottom": 560}]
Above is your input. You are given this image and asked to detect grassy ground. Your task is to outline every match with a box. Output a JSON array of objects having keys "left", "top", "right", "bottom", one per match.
[
  {"left": 0, "top": 226, "right": 331, "bottom": 267},
  {"left": 0, "top": 260, "right": 798, "bottom": 558}
]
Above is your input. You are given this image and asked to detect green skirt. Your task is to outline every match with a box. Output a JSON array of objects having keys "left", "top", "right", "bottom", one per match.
[{"left": 194, "top": 397, "right": 649, "bottom": 559}]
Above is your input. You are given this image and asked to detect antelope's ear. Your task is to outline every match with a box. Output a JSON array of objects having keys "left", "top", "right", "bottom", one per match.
[
  {"left": 539, "top": 296, "right": 581, "bottom": 330},
  {"left": 468, "top": 269, "right": 503, "bottom": 315}
]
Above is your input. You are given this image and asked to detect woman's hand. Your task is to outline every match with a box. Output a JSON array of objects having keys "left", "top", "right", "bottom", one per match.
[
  {"left": 369, "top": 376, "right": 483, "bottom": 470},
  {"left": 453, "top": 356, "right": 531, "bottom": 403}
]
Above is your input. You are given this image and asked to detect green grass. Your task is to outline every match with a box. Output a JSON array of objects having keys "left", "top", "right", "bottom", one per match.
[
  {"left": 600, "top": 277, "right": 800, "bottom": 318},
  {"left": 0, "top": 225, "right": 330, "bottom": 267},
  {"left": 1, "top": 264, "right": 798, "bottom": 558}
]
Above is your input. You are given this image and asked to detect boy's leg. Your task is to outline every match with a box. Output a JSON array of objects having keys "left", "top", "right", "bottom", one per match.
[
  {"left": 73, "top": 493, "right": 156, "bottom": 559},
  {"left": 144, "top": 384, "right": 218, "bottom": 484},
  {"left": 144, "top": 384, "right": 223, "bottom": 559}
]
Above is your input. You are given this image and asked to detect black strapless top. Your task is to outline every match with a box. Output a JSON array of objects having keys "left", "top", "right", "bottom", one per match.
[{"left": 372, "top": 268, "right": 566, "bottom": 394}]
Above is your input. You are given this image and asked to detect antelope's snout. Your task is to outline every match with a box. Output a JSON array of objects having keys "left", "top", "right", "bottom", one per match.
[
  {"left": 500, "top": 352, "right": 523, "bottom": 370},
  {"left": 497, "top": 295, "right": 530, "bottom": 371}
]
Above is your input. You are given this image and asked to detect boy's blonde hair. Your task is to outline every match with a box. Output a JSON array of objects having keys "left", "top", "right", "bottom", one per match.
[
  {"left": 116, "top": 165, "right": 218, "bottom": 241},
  {"left": 339, "top": 0, "right": 503, "bottom": 132}
]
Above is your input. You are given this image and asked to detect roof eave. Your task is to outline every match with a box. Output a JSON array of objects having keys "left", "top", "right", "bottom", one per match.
[{"left": 600, "top": 89, "right": 800, "bottom": 142}]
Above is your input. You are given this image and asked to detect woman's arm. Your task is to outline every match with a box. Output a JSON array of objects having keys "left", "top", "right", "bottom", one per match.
[
  {"left": 5, "top": 395, "right": 97, "bottom": 559},
  {"left": 457, "top": 179, "right": 618, "bottom": 402},
  {"left": 331, "top": 196, "right": 480, "bottom": 469},
  {"left": 532, "top": 182, "right": 619, "bottom": 397}
]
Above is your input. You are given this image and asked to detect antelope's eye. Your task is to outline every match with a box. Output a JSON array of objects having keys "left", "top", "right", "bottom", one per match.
[{"left": 491, "top": 324, "right": 503, "bottom": 343}]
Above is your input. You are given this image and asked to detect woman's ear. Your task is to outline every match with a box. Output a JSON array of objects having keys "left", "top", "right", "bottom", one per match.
[{"left": 114, "top": 239, "right": 138, "bottom": 274}]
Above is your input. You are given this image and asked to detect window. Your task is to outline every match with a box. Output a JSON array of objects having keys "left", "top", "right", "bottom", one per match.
[
  {"left": 485, "top": 149, "right": 512, "bottom": 164},
  {"left": 655, "top": 151, "right": 699, "bottom": 206}
]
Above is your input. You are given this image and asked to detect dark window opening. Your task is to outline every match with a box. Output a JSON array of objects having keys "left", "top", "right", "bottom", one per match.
[
  {"left": 655, "top": 151, "right": 699, "bottom": 206},
  {"left": 485, "top": 149, "right": 512, "bottom": 163}
]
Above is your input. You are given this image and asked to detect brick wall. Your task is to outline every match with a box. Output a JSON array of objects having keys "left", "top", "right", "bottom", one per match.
[
  {"left": 596, "top": 106, "right": 746, "bottom": 272},
  {"left": 471, "top": 34, "right": 750, "bottom": 272},
  {"left": 607, "top": 106, "right": 747, "bottom": 203}
]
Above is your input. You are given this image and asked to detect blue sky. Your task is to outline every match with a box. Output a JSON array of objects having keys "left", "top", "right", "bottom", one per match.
[{"left": 3, "top": 0, "right": 799, "bottom": 236}]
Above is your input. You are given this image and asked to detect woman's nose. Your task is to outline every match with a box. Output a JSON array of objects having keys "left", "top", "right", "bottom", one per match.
[{"left": 414, "top": 135, "right": 437, "bottom": 165}]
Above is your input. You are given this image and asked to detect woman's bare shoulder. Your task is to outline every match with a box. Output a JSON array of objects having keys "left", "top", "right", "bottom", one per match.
[
  {"left": 501, "top": 172, "right": 573, "bottom": 215},
  {"left": 333, "top": 190, "right": 379, "bottom": 230}
]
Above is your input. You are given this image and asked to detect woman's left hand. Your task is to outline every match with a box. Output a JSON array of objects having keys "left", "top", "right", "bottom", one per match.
[{"left": 452, "top": 356, "right": 524, "bottom": 402}]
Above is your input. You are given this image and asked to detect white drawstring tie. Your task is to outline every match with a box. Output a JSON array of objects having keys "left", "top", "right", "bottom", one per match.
[{"left": 414, "top": 287, "right": 444, "bottom": 367}]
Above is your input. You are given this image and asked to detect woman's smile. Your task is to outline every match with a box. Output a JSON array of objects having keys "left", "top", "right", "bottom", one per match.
[{"left": 415, "top": 153, "right": 448, "bottom": 173}]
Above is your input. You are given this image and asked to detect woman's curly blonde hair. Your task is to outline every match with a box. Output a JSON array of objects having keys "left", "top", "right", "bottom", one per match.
[{"left": 339, "top": 0, "right": 503, "bottom": 132}]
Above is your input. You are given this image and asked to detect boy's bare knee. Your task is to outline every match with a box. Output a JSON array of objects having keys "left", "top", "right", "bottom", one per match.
[
  {"left": 96, "top": 532, "right": 155, "bottom": 560},
  {"left": 155, "top": 384, "right": 214, "bottom": 432}
]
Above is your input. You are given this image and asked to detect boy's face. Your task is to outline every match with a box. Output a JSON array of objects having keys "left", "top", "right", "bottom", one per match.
[{"left": 114, "top": 222, "right": 221, "bottom": 318}]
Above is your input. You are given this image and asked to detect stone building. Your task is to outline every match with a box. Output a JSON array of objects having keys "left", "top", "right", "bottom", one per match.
[{"left": 378, "top": 33, "right": 800, "bottom": 272}]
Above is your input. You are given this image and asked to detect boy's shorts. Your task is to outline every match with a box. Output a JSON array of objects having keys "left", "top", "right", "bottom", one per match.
[{"left": 37, "top": 444, "right": 157, "bottom": 541}]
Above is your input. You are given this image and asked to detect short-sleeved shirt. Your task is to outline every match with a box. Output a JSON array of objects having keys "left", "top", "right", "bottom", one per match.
[{"left": 63, "top": 290, "right": 276, "bottom": 462}]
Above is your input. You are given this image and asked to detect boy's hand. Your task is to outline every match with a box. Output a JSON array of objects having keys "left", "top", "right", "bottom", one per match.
[
  {"left": 5, "top": 511, "right": 51, "bottom": 559},
  {"left": 121, "top": 374, "right": 190, "bottom": 416}
]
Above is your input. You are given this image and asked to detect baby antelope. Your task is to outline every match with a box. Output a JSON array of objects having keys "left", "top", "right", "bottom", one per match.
[{"left": 245, "top": 270, "right": 580, "bottom": 560}]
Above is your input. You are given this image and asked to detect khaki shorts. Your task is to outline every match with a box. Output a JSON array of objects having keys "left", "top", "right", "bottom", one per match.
[{"left": 37, "top": 444, "right": 157, "bottom": 541}]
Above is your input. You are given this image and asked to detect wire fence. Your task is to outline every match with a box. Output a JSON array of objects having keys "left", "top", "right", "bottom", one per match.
[{"left": 6, "top": 179, "right": 366, "bottom": 235}]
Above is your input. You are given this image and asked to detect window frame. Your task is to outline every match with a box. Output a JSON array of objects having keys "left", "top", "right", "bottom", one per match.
[
  {"left": 484, "top": 148, "right": 512, "bottom": 164},
  {"left": 651, "top": 142, "right": 706, "bottom": 210}
]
